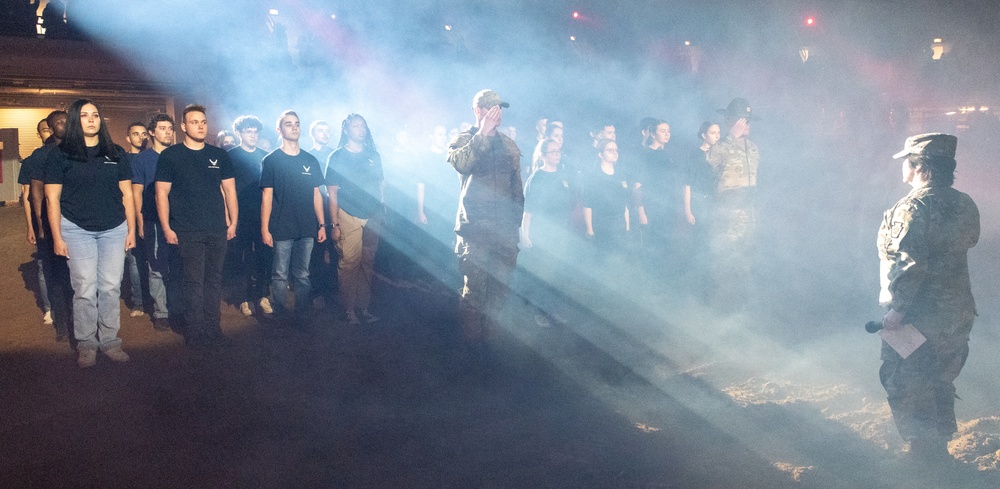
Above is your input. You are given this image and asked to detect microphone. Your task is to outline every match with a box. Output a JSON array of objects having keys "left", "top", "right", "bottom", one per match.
[{"left": 865, "top": 321, "right": 883, "bottom": 333}]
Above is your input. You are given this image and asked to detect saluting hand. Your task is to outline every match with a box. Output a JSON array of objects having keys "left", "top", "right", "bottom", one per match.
[
  {"left": 730, "top": 118, "right": 749, "bottom": 139},
  {"left": 479, "top": 106, "right": 502, "bottom": 136}
]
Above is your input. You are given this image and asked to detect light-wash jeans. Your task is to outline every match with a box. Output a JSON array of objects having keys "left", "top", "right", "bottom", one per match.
[
  {"left": 123, "top": 248, "right": 142, "bottom": 308},
  {"left": 61, "top": 217, "right": 128, "bottom": 351},
  {"left": 270, "top": 237, "right": 314, "bottom": 314},
  {"left": 144, "top": 221, "right": 169, "bottom": 319}
]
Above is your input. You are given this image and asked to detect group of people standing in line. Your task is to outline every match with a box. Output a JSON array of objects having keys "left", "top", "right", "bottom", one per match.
[
  {"left": 17, "top": 91, "right": 761, "bottom": 368},
  {"left": 19, "top": 101, "right": 386, "bottom": 367}
]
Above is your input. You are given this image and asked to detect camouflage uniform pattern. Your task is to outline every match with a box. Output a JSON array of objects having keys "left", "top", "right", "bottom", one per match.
[
  {"left": 877, "top": 183, "right": 979, "bottom": 442},
  {"left": 707, "top": 135, "right": 759, "bottom": 193},
  {"left": 448, "top": 128, "right": 523, "bottom": 342},
  {"left": 706, "top": 136, "right": 759, "bottom": 310}
]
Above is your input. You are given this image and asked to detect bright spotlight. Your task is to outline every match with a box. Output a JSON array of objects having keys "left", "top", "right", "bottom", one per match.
[
  {"left": 572, "top": 11, "right": 580, "bottom": 19},
  {"left": 805, "top": 16, "right": 815, "bottom": 26},
  {"left": 684, "top": 40, "right": 691, "bottom": 46},
  {"left": 330, "top": 14, "right": 336, "bottom": 20},
  {"left": 444, "top": 24, "right": 452, "bottom": 31},
  {"left": 268, "top": 8, "right": 278, "bottom": 16},
  {"left": 569, "top": 35, "right": 576, "bottom": 41}
]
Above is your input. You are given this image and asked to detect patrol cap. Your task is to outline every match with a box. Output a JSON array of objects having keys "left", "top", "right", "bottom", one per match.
[
  {"left": 892, "top": 133, "right": 957, "bottom": 159},
  {"left": 473, "top": 89, "right": 509, "bottom": 109}
]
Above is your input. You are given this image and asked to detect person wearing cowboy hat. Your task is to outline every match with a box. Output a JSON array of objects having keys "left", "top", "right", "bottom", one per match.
[
  {"left": 877, "top": 133, "right": 979, "bottom": 465},
  {"left": 705, "top": 97, "right": 760, "bottom": 311}
]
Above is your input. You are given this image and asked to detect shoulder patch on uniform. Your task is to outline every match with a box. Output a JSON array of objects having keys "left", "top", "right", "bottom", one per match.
[{"left": 890, "top": 220, "right": 904, "bottom": 238}]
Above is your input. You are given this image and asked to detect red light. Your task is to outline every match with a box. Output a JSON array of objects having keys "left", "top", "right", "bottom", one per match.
[
  {"left": 805, "top": 17, "right": 815, "bottom": 26},
  {"left": 572, "top": 11, "right": 580, "bottom": 19}
]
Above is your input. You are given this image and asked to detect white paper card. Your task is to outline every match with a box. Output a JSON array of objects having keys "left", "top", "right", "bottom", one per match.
[{"left": 879, "top": 324, "right": 927, "bottom": 359}]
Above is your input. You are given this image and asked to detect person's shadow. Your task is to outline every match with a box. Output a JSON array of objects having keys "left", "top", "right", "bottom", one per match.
[{"left": 18, "top": 255, "right": 45, "bottom": 315}]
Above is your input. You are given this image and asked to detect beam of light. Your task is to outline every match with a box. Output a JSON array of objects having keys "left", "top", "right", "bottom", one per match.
[{"left": 34, "top": 3, "right": 1000, "bottom": 481}]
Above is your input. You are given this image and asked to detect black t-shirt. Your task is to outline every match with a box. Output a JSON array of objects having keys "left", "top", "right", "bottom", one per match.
[
  {"left": 154, "top": 143, "right": 234, "bottom": 233},
  {"left": 326, "top": 148, "right": 384, "bottom": 219},
  {"left": 686, "top": 147, "right": 715, "bottom": 198},
  {"left": 260, "top": 149, "right": 323, "bottom": 241},
  {"left": 228, "top": 146, "right": 267, "bottom": 227},
  {"left": 582, "top": 168, "right": 630, "bottom": 236},
  {"left": 637, "top": 147, "right": 685, "bottom": 220},
  {"left": 523, "top": 168, "right": 573, "bottom": 246},
  {"left": 23, "top": 143, "right": 57, "bottom": 235},
  {"left": 44, "top": 145, "right": 130, "bottom": 232}
]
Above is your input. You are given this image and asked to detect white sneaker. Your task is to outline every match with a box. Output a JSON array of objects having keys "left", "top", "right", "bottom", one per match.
[
  {"left": 345, "top": 310, "right": 361, "bottom": 325},
  {"left": 259, "top": 297, "right": 274, "bottom": 315},
  {"left": 239, "top": 301, "right": 253, "bottom": 316},
  {"left": 534, "top": 313, "right": 551, "bottom": 328},
  {"left": 359, "top": 309, "right": 379, "bottom": 324},
  {"left": 42, "top": 311, "right": 53, "bottom": 325},
  {"left": 129, "top": 309, "right": 145, "bottom": 318},
  {"left": 103, "top": 346, "right": 130, "bottom": 363},
  {"left": 77, "top": 349, "right": 97, "bottom": 368}
]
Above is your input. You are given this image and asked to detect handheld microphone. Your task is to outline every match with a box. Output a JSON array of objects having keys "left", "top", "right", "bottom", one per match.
[{"left": 865, "top": 321, "right": 883, "bottom": 333}]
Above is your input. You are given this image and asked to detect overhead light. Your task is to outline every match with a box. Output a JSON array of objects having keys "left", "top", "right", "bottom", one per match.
[{"left": 268, "top": 9, "right": 278, "bottom": 16}]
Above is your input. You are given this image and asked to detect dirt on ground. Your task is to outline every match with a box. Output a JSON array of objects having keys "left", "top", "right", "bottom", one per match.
[{"left": 1, "top": 205, "right": 997, "bottom": 489}]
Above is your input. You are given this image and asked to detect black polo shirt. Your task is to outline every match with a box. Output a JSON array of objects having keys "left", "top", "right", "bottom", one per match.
[{"left": 44, "top": 145, "right": 130, "bottom": 232}]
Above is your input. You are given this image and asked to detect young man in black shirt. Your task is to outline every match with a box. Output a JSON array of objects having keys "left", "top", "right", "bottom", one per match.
[
  {"left": 227, "top": 115, "right": 272, "bottom": 317},
  {"left": 26, "top": 110, "right": 72, "bottom": 341},
  {"left": 155, "top": 104, "right": 238, "bottom": 350},
  {"left": 261, "top": 111, "right": 327, "bottom": 324}
]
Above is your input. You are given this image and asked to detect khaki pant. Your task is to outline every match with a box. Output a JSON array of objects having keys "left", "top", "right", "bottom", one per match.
[{"left": 335, "top": 209, "right": 379, "bottom": 311}]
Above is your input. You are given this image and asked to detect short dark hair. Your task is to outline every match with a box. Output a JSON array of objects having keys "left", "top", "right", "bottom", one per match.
[
  {"left": 36, "top": 118, "right": 48, "bottom": 134},
  {"left": 908, "top": 154, "right": 956, "bottom": 186},
  {"left": 45, "top": 110, "right": 67, "bottom": 130},
  {"left": 233, "top": 115, "right": 263, "bottom": 133},
  {"left": 127, "top": 121, "right": 146, "bottom": 133},
  {"left": 182, "top": 104, "right": 207, "bottom": 123},
  {"left": 147, "top": 113, "right": 174, "bottom": 132}
]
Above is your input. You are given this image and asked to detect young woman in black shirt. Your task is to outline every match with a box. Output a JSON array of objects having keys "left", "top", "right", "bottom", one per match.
[{"left": 44, "top": 99, "right": 136, "bottom": 368}]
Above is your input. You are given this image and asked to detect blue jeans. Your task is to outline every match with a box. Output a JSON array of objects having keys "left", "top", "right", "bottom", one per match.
[
  {"left": 123, "top": 248, "right": 143, "bottom": 308},
  {"left": 61, "top": 218, "right": 128, "bottom": 351},
  {"left": 270, "top": 237, "right": 314, "bottom": 314},
  {"left": 143, "top": 220, "right": 169, "bottom": 319}
]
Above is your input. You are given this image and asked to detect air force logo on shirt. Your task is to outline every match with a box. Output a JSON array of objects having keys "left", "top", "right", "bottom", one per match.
[
  {"left": 302, "top": 165, "right": 312, "bottom": 175},
  {"left": 104, "top": 156, "right": 117, "bottom": 165},
  {"left": 209, "top": 158, "right": 219, "bottom": 169}
]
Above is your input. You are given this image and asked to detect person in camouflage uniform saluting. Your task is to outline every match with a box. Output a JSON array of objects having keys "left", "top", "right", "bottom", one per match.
[
  {"left": 706, "top": 98, "right": 759, "bottom": 311},
  {"left": 877, "top": 133, "right": 980, "bottom": 463}
]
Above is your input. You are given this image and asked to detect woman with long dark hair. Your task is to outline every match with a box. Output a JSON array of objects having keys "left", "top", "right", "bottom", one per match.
[
  {"left": 325, "top": 114, "right": 384, "bottom": 324},
  {"left": 44, "top": 99, "right": 136, "bottom": 368}
]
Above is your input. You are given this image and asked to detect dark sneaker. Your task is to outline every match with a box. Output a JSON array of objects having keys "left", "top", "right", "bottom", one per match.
[{"left": 153, "top": 318, "right": 171, "bottom": 332}]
